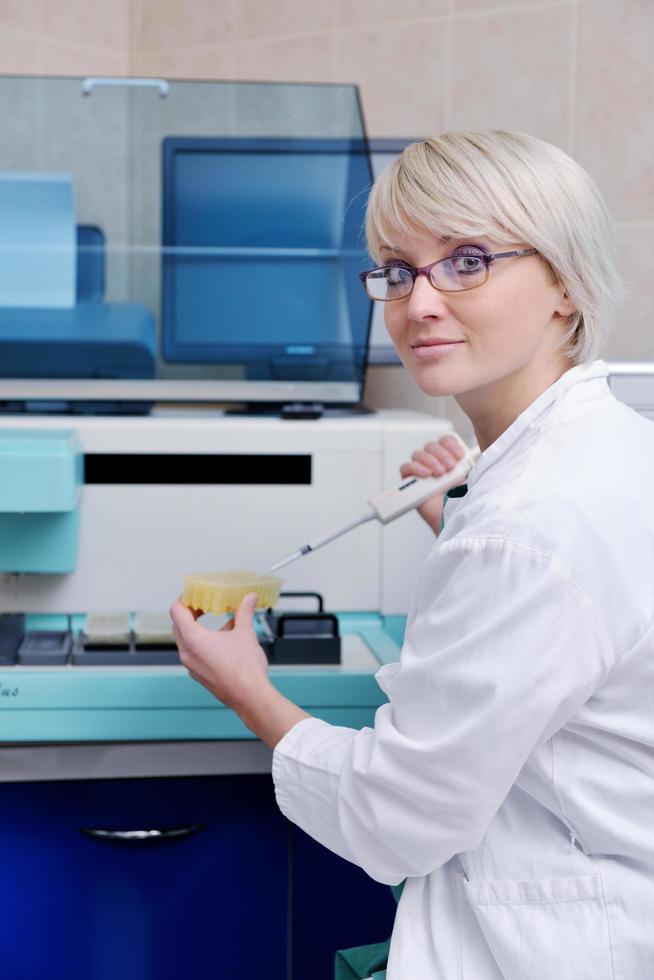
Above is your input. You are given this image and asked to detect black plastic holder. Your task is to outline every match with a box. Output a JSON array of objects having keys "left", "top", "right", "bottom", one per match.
[{"left": 262, "top": 592, "right": 341, "bottom": 665}]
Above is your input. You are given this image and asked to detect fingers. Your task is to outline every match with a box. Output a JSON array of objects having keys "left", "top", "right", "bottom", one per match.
[
  {"left": 429, "top": 433, "right": 466, "bottom": 458},
  {"left": 233, "top": 592, "right": 259, "bottom": 630},
  {"left": 423, "top": 436, "right": 465, "bottom": 468},
  {"left": 400, "top": 433, "right": 467, "bottom": 480},
  {"left": 171, "top": 623, "right": 184, "bottom": 656},
  {"left": 170, "top": 598, "right": 195, "bottom": 631},
  {"left": 170, "top": 593, "right": 258, "bottom": 657},
  {"left": 170, "top": 598, "right": 206, "bottom": 646},
  {"left": 413, "top": 448, "right": 448, "bottom": 476},
  {"left": 400, "top": 455, "right": 432, "bottom": 478},
  {"left": 400, "top": 460, "right": 429, "bottom": 479}
]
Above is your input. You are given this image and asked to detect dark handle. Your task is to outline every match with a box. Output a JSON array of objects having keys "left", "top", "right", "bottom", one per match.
[
  {"left": 279, "top": 591, "right": 324, "bottom": 612},
  {"left": 80, "top": 823, "right": 205, "bottom": 842}
]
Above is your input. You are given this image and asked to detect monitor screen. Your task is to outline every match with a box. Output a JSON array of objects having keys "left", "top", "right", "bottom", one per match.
[{"left": 162, "top": 137, "right": 373, "bottom": 387}]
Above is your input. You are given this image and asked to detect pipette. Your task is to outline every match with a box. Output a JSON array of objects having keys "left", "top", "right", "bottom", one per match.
[{"left": 261, "top": 433, "right": 479, "bottom": 575}]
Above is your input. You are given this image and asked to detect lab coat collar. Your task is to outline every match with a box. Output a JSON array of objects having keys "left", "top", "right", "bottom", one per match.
[{"left": 467, "top": 359, "right": 609, "bottom": 489}]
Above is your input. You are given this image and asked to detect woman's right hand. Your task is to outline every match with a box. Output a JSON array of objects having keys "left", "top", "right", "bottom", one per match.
[{"left": 399, "top": 433, "right": 467, "bottom": 536}]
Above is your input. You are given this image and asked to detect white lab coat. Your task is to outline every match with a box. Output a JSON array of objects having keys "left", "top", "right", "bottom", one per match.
[{"left": 272, "top": 360, "right": 654, "bottom": 979}]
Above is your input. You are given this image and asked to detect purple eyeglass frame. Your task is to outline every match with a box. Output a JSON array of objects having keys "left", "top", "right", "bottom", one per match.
[{"left": 359, "top": 247, "right": 538, "bottom": 299}]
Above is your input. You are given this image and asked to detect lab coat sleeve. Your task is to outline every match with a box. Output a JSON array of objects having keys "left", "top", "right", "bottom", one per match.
[{"left": 272, "top": 536, "right": 616, "bottom": 885}]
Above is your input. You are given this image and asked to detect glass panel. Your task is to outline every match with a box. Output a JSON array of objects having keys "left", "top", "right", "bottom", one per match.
[{"left": 0, "top": 77, "right": 373, "bottom": 404}]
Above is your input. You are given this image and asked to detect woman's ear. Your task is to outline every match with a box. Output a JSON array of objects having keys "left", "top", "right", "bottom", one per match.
[{"left": 555, "top": 288, "right": 576, "bottom": 319}]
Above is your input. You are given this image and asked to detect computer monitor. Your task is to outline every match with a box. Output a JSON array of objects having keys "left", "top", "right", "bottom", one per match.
[{"left": 162, "top": 137, "right": 374, "bottom": 391}]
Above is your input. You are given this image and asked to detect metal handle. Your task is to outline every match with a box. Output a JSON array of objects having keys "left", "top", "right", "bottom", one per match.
[
  {"left": 82, "top": 77, "right": 169, "bottom": 97},
  {"left": 80, "top": 823, "right": 205, "bottom": 842}
]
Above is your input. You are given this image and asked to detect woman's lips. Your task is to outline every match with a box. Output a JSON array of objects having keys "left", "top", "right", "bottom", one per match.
[{"left": 410, "top": 340, "right": 465, "bottom": 359}]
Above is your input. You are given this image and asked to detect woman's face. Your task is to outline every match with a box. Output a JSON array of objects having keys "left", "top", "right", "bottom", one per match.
[{"left": 381, "top": 227, "right": 574, "bottom": 400}]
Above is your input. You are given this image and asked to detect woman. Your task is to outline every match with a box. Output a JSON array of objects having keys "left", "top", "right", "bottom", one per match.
[{"left": 171, "top": 132, "right": 654, "bottom": 979}]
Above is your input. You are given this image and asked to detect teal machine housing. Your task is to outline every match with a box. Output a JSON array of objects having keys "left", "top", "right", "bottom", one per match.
[
  {"left": 0, "top": 614, "right": 404, "bottom": 742},
  {"left": 0, "top": 429, "right": 83, "bottom": 573}
]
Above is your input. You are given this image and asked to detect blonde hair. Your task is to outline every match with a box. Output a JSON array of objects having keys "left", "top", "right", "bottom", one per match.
[{"left": 365, "top": 131, "right": 622, "bottom": 364}]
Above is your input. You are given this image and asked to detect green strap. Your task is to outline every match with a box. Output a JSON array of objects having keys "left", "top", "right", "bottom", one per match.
[
  {"left": 334, "top": 941, "right": 390, "bottom": 979},
  {"left": 440, "top": 484, "right": 468, "bottom": 534},
  {"left": 390, "top": 881, "right": 404, "bottom": 903}
]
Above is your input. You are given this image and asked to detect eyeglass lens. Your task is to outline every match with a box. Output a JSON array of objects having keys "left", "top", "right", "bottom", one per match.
[{"left": 365, "top": 253, "right": 488, "bottom": 300}]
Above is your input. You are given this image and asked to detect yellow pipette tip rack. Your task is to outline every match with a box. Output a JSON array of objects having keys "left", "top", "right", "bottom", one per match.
[{"left": 182, "top": 570, "right": 283, "bottom": 615}]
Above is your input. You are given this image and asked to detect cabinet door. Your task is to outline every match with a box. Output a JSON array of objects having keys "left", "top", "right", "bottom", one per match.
[
  {"left": 0, "top": 775, "right": 287, "bottom": 980},
  {"left": 292, "top": 826, "right": 397, "bottom": 980}
]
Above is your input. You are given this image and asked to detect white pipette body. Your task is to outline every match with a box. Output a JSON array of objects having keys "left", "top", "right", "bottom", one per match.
[{"left": 262, "top": 434, "right": 479, "bottom": 575}]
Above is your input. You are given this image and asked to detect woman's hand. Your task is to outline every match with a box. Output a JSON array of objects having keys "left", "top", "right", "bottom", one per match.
[
  {"left": 170, "top": 592, "right": 270, "bottom": 712},
  {"left": 170, "top": 593, "right": 310, "bottom": 748},
  {"left": 399, "top": 433, "right": 467, "bottom": 536}
]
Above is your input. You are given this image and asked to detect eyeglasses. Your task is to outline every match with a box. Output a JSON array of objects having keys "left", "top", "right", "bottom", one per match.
[{"left": 359, "top": 247, "right": 538, "bottom": 301}]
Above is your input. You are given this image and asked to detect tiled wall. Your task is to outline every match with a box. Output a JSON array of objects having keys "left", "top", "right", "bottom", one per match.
[
  {"left": 1, "top": 0, "right": 651, "bottom": 425},
  {"left": 0, "top": 1, "right": 129, "bottom": 75}
]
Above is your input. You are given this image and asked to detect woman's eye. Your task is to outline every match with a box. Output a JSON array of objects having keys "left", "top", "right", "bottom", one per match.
[{"left": 450, "top": 253, "right": 485, "bottom": 274}]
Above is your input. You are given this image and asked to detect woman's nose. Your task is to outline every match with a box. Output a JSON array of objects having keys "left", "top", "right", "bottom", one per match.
[{"left": 405, "top": 273, "right": 450, "bottom": 320}]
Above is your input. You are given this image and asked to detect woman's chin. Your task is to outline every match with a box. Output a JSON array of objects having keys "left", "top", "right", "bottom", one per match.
[
  {"left": 411, "top": 365, "right": 464, "bottom": 398},
  {"left": 401, "top": 344, "right": 473, "bottom": 397}
]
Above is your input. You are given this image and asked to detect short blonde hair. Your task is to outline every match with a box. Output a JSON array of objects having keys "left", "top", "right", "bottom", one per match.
[{"left": 365, "top": 131, "right": 622, "bottom": 364}]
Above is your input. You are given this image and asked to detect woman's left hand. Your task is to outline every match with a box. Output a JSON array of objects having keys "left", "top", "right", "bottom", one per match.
[
  {"left": 171, "top": 592, "right": 312, "bottom": 747},
  {"left": 170, "top": 592, "right": 271, "bottom": 713}
]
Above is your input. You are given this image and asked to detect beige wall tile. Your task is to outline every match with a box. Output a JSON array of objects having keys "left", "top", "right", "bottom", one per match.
[
  {"left": 235, "top": 33, "right": 334, "bottom": 83},
  {"left": 133, "top": 44, "right": 237, "bottom": 80},
  {"left": 129, "top": 0, "right": 141, "bottom": 65},
  {"left": 606, "top": 224, "right": 654, "bottom": 360},
  {"left": 43, "top": 0, "right": 129, "bottom": 50},
  {"left": 41, "top": 40, "right": 129, "bottom": 76},
  {"left": 576, "top": 0, "right": 654, "bottom": 221},
  {"left": 137, "top": 0, "right": 237, "bottom": 51},
  {"left": 0, "top": 29, "right": 40, "bottom": 72},
  {"left": 236, "top": 0, "right": 336, "bottom": 38},
  {"left": 453, "top": 0, "right": 573, "bottom": 9},
  {"left": 0, "top": 0, "right": 42, "bottom": 34},
  {"left": 338, "top": 22, "right": 447, "bottom": 137},
  {"left": 340, "top": 0, "right": 449, "bottom": 27},
  {"left": 449, "top": 4, "right": 573, "bottom": 147}
]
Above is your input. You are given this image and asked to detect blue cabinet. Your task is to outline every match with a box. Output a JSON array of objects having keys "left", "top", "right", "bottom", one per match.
[
  {"left": 292, "top": 827, "right": 397, "bottom": 979},
  {"left": 0, "top": 775, "right": 396, "bottom": 979}
]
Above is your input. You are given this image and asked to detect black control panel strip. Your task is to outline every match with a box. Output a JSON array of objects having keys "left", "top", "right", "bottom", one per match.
[{"left": 84, "top": 453, "right": 312, "bottom": 485}]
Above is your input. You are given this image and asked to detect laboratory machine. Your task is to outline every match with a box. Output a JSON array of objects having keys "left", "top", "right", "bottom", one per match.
[{"left": 0, "top": 74, "right": 463, "bottom": 980}]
